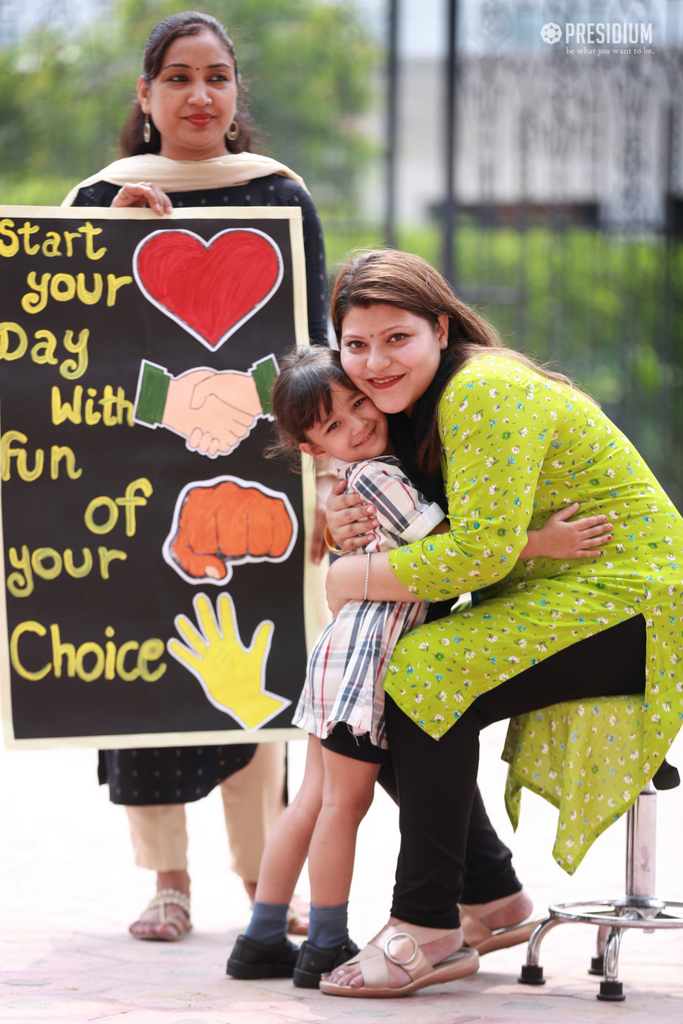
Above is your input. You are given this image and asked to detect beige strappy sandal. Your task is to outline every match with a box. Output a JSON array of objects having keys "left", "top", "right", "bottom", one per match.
[
  {"left": 129, "top": 888, "right": 192, "bottom": 942},
  {"left": 319, "top": 922, "right": 479, "bottom": 998},
  {"left": 459, "top": 893, "right": 541, "bottom": 955}
]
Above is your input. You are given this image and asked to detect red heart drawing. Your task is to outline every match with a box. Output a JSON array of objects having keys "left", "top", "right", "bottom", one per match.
[{"left": 133, "top": 228, "right": 283, "bottom": 350}]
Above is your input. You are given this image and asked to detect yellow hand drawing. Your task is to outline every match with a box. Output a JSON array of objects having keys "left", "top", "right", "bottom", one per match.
[{"left": 167, "top": 592, "right": 290, "bottom": 729}]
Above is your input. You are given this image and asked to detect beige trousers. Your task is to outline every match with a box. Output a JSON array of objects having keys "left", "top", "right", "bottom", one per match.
[{"left": 125, "top": 742, "right": 286, "bottom": 882}]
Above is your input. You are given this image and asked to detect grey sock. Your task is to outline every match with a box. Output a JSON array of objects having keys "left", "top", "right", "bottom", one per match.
[
  {"left": 308, "top": 902, "right": 349, "bottom": 949},
  {"left": 244, "top": 901, "right": 289, "bottom": 945}
]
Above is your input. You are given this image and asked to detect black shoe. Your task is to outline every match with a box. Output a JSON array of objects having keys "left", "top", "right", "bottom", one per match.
[
  {"left": 293, "top": 938, "right": 360, "bottom": 989},
  {"left": 226, "top": 934, "right": 299, "bottom": 979}
]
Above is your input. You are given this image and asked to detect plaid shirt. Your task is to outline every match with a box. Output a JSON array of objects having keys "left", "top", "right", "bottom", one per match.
[{"left": 293, "top": 457, "right": 445, "bottom": 747}]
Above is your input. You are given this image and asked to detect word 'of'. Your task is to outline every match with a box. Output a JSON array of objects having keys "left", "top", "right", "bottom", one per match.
[{"left": 84, "top": 479, "right": 153, "bottom": 537}]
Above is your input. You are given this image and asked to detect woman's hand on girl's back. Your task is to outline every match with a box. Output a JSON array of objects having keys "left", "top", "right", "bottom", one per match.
[
  {"left": 112, "top": 182, "right": 173, "bottom": 215},
  {"left": 326, "top": 477, "right": 380, "bottom": 552}
]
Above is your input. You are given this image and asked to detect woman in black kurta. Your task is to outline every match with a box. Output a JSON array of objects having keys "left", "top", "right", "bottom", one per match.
[
  {"left": 66, "top": 10, "right": 328, "bottom": 940},
  {"left": 72, "top": 176, "right": 326, "bottom": 803}
]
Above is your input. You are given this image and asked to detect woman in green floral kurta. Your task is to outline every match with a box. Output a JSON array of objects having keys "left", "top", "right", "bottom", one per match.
[
  {"left": 387, "top": 355, "right": 683, "bottom": 754},
  {"left": 320, "top": 250, "right": 683, "bottom": 998}
]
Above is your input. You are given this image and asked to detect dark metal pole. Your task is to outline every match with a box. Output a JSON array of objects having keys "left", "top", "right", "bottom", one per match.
[
  {"left": 385, "top": 0, "right": 399, "bottom": 248},
  {"left": 661, "top": 104, "right": 675, "bottom": 459},
  {"left": 441, "top": 0, "right": 458, "bottom": 284}
]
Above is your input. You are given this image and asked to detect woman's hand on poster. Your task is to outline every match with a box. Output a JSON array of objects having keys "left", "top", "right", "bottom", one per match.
[
  {"left": 525, "top": 503, "right": 612, "bottom": 560},
  {"left": 163, "top": 368, "right": 262, "bottom": 456},
  {"left": 168, "top": 593, "right": 289, "bottom": 730},
  {"left": 326, "top": 478, "right": 379, "bottom": 552},
  {"left": 111, "top": 181, "right": 173, "bottom": 216}
]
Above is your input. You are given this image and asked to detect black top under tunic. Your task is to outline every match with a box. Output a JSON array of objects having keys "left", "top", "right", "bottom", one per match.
[{"left": 72, "top": 173, "right": 328, "bottom": 804}]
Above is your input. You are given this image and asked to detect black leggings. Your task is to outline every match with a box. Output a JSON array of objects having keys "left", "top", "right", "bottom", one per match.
[{"left": 385, "top": 614, "right": 647, "bottom": 928}]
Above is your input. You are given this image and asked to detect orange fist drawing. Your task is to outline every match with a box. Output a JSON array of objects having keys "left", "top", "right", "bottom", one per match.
[{"left": 163, "top": 476, "right": 298, "bottom": 584}]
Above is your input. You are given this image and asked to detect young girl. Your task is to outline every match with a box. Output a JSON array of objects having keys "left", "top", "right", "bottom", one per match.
[{"left": 226, "top": 347, "right": 611, "bottom": 989}]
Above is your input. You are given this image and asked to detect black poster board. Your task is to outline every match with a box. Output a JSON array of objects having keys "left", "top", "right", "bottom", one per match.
[{"left": 0, "top": 206, "right": 321, "bottom": 749}]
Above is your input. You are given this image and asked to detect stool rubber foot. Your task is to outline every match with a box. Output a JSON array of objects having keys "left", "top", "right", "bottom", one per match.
[
  {"left": 597, "top": 980, "right": 625, "bottom": 1001},
  {"left": 519, "top": 964, "right": 545, "bottom": 985},
  {"left": 588, "top": 954, "right": 605, "bottom": 976}
]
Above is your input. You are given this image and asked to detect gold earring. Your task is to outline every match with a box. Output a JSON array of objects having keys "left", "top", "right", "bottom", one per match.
[
  {"left": 226, "top": 120, "right": 240, "bottom": 141},
  {"left": 143, "top": 115, "right": 151, "bottom": 144}
]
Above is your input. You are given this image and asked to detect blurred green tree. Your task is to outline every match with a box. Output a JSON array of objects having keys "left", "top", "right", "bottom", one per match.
[{"left": 0, "top": 0, "right": 376, "bottom": 207}]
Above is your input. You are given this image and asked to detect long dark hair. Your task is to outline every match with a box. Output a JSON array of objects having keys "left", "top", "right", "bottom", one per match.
[
  {"left": 120, "top": 11, "right": 256, "bottom": 157},
  {"left": 331, "top": 249, "right": 595, "bottom": 476}
]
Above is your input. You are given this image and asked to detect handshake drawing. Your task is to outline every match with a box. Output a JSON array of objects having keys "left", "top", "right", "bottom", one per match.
[{"left": 133, "top": 354, "right": 278, "bottom": 457}]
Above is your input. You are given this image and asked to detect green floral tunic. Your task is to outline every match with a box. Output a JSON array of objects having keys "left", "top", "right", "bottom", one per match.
[
  {"left": 501, "top": 696, "right": 651, "bottom": 872},
  {"left": 386, "top": 354, "right": 683, "bottom": 864}
]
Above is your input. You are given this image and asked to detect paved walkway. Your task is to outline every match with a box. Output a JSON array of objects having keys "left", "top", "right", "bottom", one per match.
[{"left": 2, "top": 723, "right": 682, "bottom": 1024}]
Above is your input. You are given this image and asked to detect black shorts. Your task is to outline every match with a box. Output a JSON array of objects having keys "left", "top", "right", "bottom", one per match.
[{"left": 320, "top": 724, "right": 388, "bottom": 765}]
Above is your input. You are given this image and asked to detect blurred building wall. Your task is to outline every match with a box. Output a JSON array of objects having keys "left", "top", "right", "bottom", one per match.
[{"left": 388, "top": 49, "right": 682, "bottom": 231}]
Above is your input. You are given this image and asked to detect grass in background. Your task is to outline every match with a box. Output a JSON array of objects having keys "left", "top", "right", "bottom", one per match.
[{"left": 0, "top": 177, "right": 76, "bottom": 206}]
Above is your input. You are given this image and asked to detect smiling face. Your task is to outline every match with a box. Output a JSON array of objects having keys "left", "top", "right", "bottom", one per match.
[
  {"left": 299, "top": 386, "right": 389, "bottom": 464},
  {"left": 339, "top": 303, "right": 449, "bottom": 416},
  {"left": 138, "top": 30, "right": 238, "bottom": 161}
]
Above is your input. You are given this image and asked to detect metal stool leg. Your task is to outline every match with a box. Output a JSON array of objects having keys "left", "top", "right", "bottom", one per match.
[
  {"left": 589, "top": 924, "right": 609, "bottom": 975},
  {"left": 518, "top": 780, "right": 683, "bottom": 999},
  {"left": 597, "top": 926, "right": 626, "bottom": 1001},
  {"left": 518, "top": 915, "right": 563, "bottom": 985}
]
